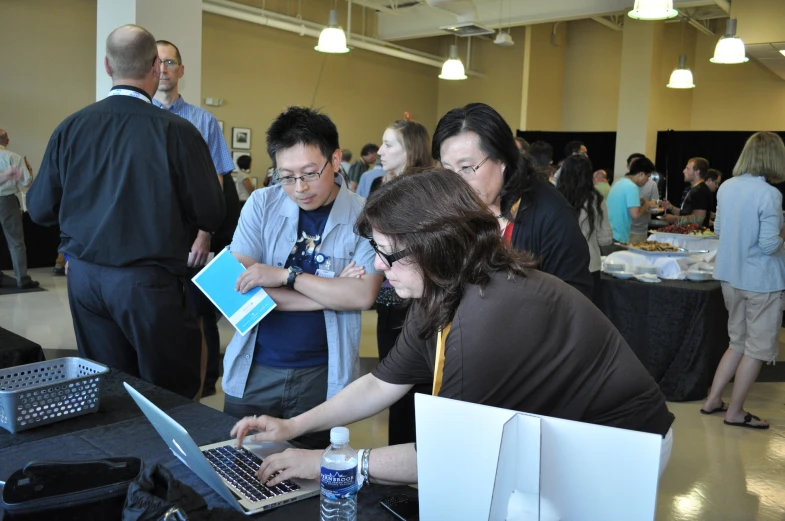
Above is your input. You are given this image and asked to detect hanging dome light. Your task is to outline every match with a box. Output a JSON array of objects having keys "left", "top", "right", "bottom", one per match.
[
  {"left": 439, "top": 44, "right": 467, "bottom": 80},
  {"left": 710, "top": 19, "right": 749, "bottom": 64},
  {"left": 315, "top": 9, "right": 349, "bottom": 54},
  {"left": 628, "top": 0, "right": 678, "bottom": 20},
  {"left": 667, "top": 54, "right": 695, "bottom": 89}
]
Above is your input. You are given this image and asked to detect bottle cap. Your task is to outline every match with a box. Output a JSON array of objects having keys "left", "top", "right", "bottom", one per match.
[{"left": 330, "top": 426, "right": 350, "bottom": 444}]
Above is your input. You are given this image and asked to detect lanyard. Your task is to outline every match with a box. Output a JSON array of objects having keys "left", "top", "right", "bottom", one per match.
[
  {"left": 107, "top": 89, "right": 151, "bottom": 104},
  {"left": 432, "top": 323, "right": 452, "bottom": 396}
]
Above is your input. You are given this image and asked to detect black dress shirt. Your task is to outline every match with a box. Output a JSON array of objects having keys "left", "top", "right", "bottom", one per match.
[{"left": 27, "top": 86, "right": 225, "bottom": 275}]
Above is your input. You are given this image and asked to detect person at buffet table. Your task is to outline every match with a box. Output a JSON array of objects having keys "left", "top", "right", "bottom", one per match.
[
  {"left": 606, "top": 157, "right": 656, "bottom": 242},
  {"left": 627, "top": 153, "right": 661, "bottom": 243},
  {"left": 592, "top": 169, "right": 611, "bottom": 199},
  {"left": 701, "top": 132, "right": 785, "bottom": 430},
  {"left": 229, "top": 168, "right": 675, "bottom": 488},
  {"left": 705, "top": 168, "right": 721, "bottom": 225},
  {"left": 662, "top": 157, "right": 712, "bottom": 227}
]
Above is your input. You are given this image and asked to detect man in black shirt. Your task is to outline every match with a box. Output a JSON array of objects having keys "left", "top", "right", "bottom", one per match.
[
  {"left": 662, "top": 157, "right": 712, "bottom": 227},
  {"left": 27, "top": 25, "right": 225, "bottom": 399}
]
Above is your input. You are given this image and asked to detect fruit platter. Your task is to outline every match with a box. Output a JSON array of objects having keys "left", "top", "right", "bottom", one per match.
[{"left": 655, "top": 224, "right": 717, "bottom": 239}]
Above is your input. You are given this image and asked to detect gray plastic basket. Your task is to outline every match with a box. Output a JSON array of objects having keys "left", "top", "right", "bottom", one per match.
[{"left": 0, "top": 357, "right": 109, "bottom": 433}]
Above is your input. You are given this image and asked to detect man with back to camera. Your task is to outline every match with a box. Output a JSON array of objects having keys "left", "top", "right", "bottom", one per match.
[
  {"left": 221, "top": 106, "right": 383, "bottom": 449},
  {"left": 662, "top": 157, "right": 712, "bottom": 227},
  {"left": 154, "top": 39, "right": 238, "bottom": 398},
  {"left": 26, "top": 25, "right": 225, "bottom": 399},
  {"left": 0, "top": 129, "right": 38, "bottom": 289},
  {"left": 627, "top": 152, "right": 660, "bottom": 243},
  {"left": 552, "top": 140, "right": 587, "bottom": 186},
  {"left": 347, "top": 143, "right": 378, "bottom": 192},
  {"left": 606, "top": 157, "right": 656, "bottom": 243}
]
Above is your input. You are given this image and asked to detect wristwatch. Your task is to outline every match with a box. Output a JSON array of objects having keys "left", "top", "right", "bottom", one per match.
[{"left": 286, "top": 266, "right": 303, "bottom": 289}]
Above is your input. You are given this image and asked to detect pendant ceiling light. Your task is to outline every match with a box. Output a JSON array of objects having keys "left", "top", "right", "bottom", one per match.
[
  {"left": 439, "top": 44, "right": 467, "bottom": 80},
  {"left": 710, "top": 19, "right": 749, "bottom": 64},
  {"left": 315, "top": 9, "right": 349, "bottom": 54},
  {"left": 667, "top": 55, "right": 695, "bottom": 88},
  {"left": 628, "top": 0, "right": 678, "bottom": 20}
]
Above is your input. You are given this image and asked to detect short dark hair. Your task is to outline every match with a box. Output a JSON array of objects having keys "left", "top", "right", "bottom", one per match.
[
  {"left": 356, "top": 167, "right": 536, "bottom": 338},
  {"left": 360, "top": 144, "right": 379, "bottom": 157},
  {"left": 629, "top": 157, "right": 655, "bottom": 176},
  {"left": 341, "top": 149, "right": 353, "bottom": 162},
  {"left": 706, "top": 168, "right": 721, "bottom": 182},
  {"left": 237, "top": 155, "right": 251, "bottom": 170},
  {"left": 156, "top": 40, "right": 182, "bottom": 64},
  {"left": 626, "top": 152, "right": 645, "bottom": 167},
  {"left": 106, "top": 25, "right": 157, "bottom": 80},
  {"left": 528, "top": 141, "right": 553, "bottom": 168},
  {"left": 515, "top": 136, "right": 530, "bottom": 152},
  {"left": 266, "top": 107, "right": 340, "bottom": 166},
  {"left": 432, "top": 103, "right": 534, "bottom": 219},
  {"left": 689, "top": 157, "right": 709, "bottom": 177},
  {"left": 564, "top": 141, "right": 585, "bottom": 157}
]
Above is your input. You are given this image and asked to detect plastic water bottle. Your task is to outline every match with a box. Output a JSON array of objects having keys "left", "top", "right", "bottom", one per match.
[{"left": 320, "top": 426, "right": 358, "bottom": 521}]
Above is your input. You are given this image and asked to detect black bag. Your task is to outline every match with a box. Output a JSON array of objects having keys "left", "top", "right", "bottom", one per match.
[{"left": 1, "top": 457, "right": 143, "bottom": 520}]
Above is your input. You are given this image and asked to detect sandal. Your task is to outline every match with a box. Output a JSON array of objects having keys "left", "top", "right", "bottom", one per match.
[
  {"left": 723, "top": 412, "right": 769, "bottom": 430},
  {"left": 699, "top": 402, "right": 728, "bottom": 415}
]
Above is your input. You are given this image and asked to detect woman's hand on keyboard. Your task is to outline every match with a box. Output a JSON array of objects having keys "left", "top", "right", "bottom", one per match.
[
  {"left": 231, "top": 415, "right": 297, "bottom": 447},
  {"left": 257, "top": 448, "right": 321, "bottom": 486}
]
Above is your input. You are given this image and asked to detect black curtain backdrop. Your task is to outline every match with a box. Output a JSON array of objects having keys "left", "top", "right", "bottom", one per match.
[
  {"left": 517, "top": 131, "right": 617, "bottom": 181},
  {"left": 655, "top": 130, "right": 785, "bottom": 205}
]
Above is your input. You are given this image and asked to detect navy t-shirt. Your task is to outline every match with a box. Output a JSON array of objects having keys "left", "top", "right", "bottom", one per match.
[{"left": 254, "top": 202, "right": 334, "bottom": 367}]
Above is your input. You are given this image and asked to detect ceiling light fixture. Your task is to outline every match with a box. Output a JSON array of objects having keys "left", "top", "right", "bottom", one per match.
[
  {"left": 315, "top": 9, "right": 349, "bottom": 54},
  {"left": 667, "top": 55, "right": 695, "bottom": 88},
  {"left": 710, "top": 19, "right": 749, "bottom": 64},
  {"left": 627, "top": 0, "right": 678, "bottom": 20},
  {"left": 439, "top": 44, "right": 467, "bottom": 80}
]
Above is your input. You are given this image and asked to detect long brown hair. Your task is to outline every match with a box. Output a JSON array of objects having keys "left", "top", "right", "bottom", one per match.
[
  {"left": 383, "top": 120, "right": 432, "bottom": 181},
  {"left": 356, "top": 167, "right": 537, "bottom": 338}
]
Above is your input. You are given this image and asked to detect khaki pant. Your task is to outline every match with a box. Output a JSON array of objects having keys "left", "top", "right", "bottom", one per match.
[{"left": 722, "top": 282, "right": 783, "bottom": 363}]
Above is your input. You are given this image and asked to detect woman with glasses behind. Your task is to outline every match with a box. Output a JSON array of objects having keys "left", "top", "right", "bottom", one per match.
[
  {"left": 229, "top": 168, "right": 674, "bottom": 487},
  {"left": 370, "top": 120, "right": 431, "bottom": 446},
  {"left": 557, "top": 154, "right": 613, "bottom": 303},
  {"left": 432, "top": 103, "right": 593, "bottom": 299}
]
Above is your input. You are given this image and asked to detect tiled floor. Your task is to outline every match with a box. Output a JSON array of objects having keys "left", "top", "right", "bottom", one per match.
[{"left": 2, "top": 268, "right": 785, "bottom": 520}]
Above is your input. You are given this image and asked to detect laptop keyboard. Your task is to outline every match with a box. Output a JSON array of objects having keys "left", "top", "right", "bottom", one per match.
[{"left": 203, "top": 445, "right": 301, "bottom": 503}]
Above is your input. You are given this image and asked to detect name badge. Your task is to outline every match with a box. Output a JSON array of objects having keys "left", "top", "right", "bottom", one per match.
[{"left": 315, "top": 269, "right": 335, "bottom": 279}]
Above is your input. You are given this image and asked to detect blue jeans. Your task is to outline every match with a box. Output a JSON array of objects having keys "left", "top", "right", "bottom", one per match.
[{"left": 223, "top": 363, "right": 330, "bottom": 449}]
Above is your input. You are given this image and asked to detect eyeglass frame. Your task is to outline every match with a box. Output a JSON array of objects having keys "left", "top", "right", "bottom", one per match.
[
  {"left": 367, "top": 237, "right": 410, "bottom": 267},
  {"left": 157, "top": 58, "right": 180, "bottom": 69},
  {"left": 454, "top": 156, "right": 490, "bottom": 177},
  {"left": 274, "top": 159, "right": 331, "bottom": 186}
]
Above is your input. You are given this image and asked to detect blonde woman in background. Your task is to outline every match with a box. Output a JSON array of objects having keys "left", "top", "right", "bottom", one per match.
[{"left": 701, "top": 132, "right": 785, "bottom": 429}]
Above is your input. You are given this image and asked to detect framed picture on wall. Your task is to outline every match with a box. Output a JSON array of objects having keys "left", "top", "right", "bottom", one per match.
[
  {"left": 218, "top": 120, "right": 224, "bottom": 132},
  {"left": 232, "top": 127, "right": 251, "bottom": 149},
  {"left": 232, "top": 151, "right": 250, "bottom": 173}
]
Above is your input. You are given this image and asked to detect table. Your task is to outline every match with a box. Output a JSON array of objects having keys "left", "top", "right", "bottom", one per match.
[
  {"left": 0, "top": 327, "right": 45, "bottom": 370},
  {"left": 0, "top": 370, "right": 416, "bottom": 520},
  {"left": 597, "top": 274, "right": 729, "bottom": 402}
]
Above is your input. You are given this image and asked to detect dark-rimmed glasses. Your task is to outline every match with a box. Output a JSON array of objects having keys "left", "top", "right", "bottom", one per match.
[
  {"left": 368, "top": 238, "right": 410, "bottom": 267},
  {"left": 455, "top": 156, "right": 490, "bottom": 177},
  {"left": 275, "top": 160, "right": 330, "bottom": 186}
]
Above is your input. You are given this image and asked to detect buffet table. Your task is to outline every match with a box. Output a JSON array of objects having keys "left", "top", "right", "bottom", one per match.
[{"left": 597, "top": 274, "right": 728, "bottom": 402}]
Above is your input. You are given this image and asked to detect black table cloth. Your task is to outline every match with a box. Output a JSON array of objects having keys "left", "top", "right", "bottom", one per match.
[
  {"left": 0, "top": 327, "right": 45, "bottom": 371},
  {"left": 597, "top": 274, "right": 729, "bottom": 402},
  {"left": 0, "top": 370, "right": 416, "bottom": 520}
]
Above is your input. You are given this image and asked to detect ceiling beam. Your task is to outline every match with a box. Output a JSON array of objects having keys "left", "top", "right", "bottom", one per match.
[{"left": 591, "top": 16, "right": 623, "bottom": 31}]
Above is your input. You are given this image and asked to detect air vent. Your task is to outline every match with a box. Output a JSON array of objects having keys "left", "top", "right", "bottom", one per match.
[{"left": 440, "top": 22, "right": 494, "bottom": 37}]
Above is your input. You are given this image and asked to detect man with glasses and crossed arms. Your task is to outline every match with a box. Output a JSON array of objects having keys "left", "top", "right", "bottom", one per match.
[
  {"left": 154, "top": 40, "right": 237, "bottom": 398},
  {"left": 221, "top": 106, "right": 383, "bottom": 449}
]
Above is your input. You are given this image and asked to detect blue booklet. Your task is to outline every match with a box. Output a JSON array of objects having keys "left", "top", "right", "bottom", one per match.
[{"left": 191, "top": 248, "right": 277, "bottom": 336}]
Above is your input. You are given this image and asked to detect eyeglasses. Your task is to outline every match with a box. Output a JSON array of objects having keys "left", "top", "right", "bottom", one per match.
[
  {"left": 275, "top": 160, "right": 330, "bottom": 186},
  {"left": 454, "top": 156, "right": 490, "bottom": 177},
  {"left": 368, "top": 238, "right": 410, "bottom": 267},
  {"left": 159, "top": 59, "right": 180, "bottom": 69}
]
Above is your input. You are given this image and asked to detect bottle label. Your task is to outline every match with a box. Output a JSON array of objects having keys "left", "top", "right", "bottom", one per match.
[{"left": 320, "top": 466, "right": 358, "bottom": 499}]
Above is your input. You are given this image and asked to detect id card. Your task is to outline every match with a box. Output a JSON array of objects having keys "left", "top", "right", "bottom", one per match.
[{"left": 316, "top": 269, "right": 335, "bottom": 278}]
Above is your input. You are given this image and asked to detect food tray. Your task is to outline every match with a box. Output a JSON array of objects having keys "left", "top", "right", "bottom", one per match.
[
  {"left": 618, "top": 244, "right": 691, "bottom": 257},
  {"left": 0, "top": 357, "right": 109, "bottom": 433},
  {"left": 651, "top": 232, "right": 717, "bottom": 240}
]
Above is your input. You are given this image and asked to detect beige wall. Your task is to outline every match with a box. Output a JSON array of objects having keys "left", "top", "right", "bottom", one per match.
[
  {"left": 734, "top": 0, "right": 785, "bottom": 45},
  {"left": 0, "top": 0, "right": 96, "bottom": 171},
  {"left": 690, "top": 31, "right": 785, "bottom": 130},
  {"left": 202, "top": 13, "right": 439, "bottom": 170},
  {"left": 521, "top": 23, "right": 566, "bottom": 131},
  {"left": 435, "top": 27, "right": 527, "bottom": 133},
  {"left": 561, "top": 20, "right": 622, "bottom": 131}
]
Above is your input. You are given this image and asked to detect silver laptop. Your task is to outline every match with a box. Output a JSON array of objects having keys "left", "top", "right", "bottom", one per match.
[{"left": 124, "top": 382, "right": 320, "bottom": 515}]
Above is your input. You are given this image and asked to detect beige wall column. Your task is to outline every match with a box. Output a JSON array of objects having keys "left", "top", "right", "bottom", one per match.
[
  {"left": 96, "top": 0, "right": 202, "bottom": 103},
  {"left": 613, "top": 18, "right": 664, "bottom": 177},
  {"left": 519, "top": 23, "right": 566, "bottom": 132}
]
